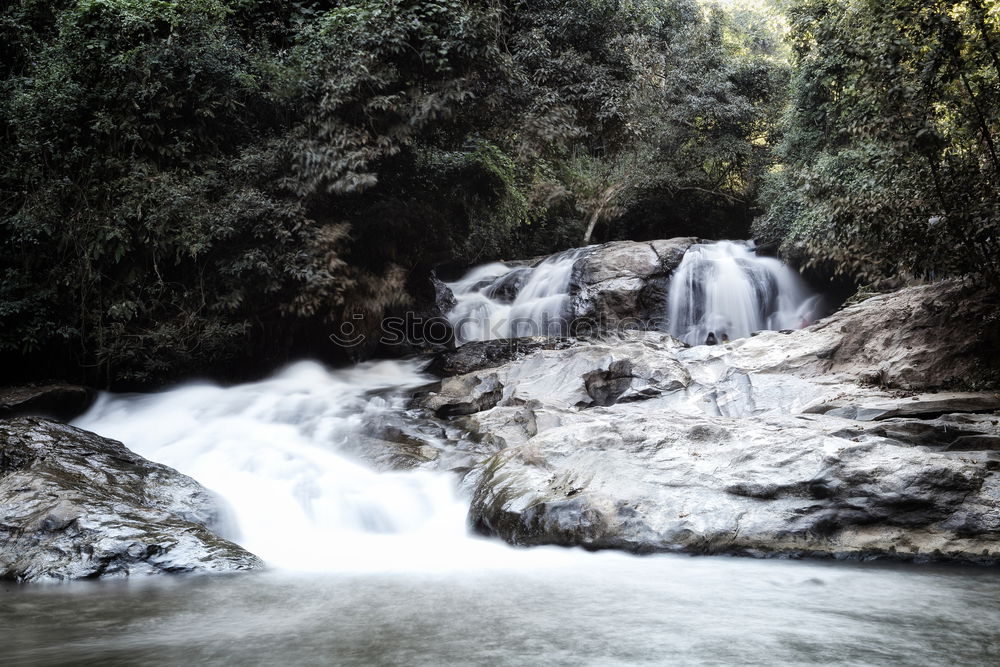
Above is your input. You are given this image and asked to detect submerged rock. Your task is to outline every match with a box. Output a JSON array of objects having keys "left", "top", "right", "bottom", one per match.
[{"left": 0, "top": 418, "right": 262, "bottom": 582}]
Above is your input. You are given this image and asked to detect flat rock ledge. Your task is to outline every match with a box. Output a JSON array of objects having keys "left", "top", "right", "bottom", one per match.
[
  {"left": 0, "top": 418, "right": 263, "bottom": 582},
  {"left": 466, "top": 410, "right": 1000, "bottom": 564}
]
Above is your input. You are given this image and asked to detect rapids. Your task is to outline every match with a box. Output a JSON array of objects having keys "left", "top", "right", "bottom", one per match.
[{"left": 73, "top": 360, "right": 567, "bottom": 573}]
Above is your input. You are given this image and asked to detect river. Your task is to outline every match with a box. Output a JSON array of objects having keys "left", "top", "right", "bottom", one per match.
[
  {"left": 5, "top": 555, "right": 1000, "bottom": 665},
  {"left": 4, "top": 242, "right": 998, "bottom": 665}
]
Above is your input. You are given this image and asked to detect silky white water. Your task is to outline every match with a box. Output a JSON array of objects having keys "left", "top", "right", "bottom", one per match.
[
  {"left": 74, "top": 360, "right": 571, "bottom": 574},
  {"left": 667, "top": 240, "right": 821, "bottom": 346},
  {"left": 445, "top": 248, "right": 588, "bottom": 344}
]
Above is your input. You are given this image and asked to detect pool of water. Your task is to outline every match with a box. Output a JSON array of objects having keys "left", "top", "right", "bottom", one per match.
[{"left": 4, "top": 552, "right": 999, "bottom": 666}]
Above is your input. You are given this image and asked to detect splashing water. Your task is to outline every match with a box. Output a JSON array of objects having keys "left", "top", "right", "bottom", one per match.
[
  {"left": 445, "top": 247, "right": 589, "bottom": 344},
  {"left": 74, "top": 360, "right": 565, "bottom": 573},
  {"left": 667, "top": 241, "right": 821, "bottom": 346}
]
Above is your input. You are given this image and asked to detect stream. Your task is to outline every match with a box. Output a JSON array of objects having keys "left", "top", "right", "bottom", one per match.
[
  {"left": 5, "top": 556, "right": 1000, "bottom": 665},
  {"left": 4, "top": 241, "right": 998, "bottom": 665}
]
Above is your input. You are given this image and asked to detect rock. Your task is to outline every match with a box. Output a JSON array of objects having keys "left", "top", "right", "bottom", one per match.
[
  {"left": 467, "top": 407, "right": 1000, "bottom": 563},
  {"left": 420, "top": 333, "right": 691, "bottom": 418},
  {"left": 0, "top": 418, "right": 262, "bottom": 582},
  {"left": 812, "top": 392, "right": 1000, "bottom": 421},
  {"left": 422, "top": 373, "right": 505, "bottom": 417},
  {"left": 430, "top": 288, "right": 1000, "bottom": 564},
  {"left": 728, "top": 279, "right": 1000, "bottom": 390},
  {"left": 349, "top": 433, "right": 442, "bottom": 471},
  {"left": 426, "top": 337, "right": 578, "bottom": 377},
  {"left": 431, "top": 273, "right": 457, "bottom": 315},
  {"left": 0, "top": 384, "right": 96, "bottom": 422},
  {"left": 485, "top": 267, "right": 532, "bottom": 302},
  {"left": 570, "top": 237, "right": 696, "bottom": 328}
]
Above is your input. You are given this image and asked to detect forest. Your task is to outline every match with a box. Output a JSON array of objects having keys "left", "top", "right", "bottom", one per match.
[{"left": 1, "top": 0, "right": 997, "bottom": 385}]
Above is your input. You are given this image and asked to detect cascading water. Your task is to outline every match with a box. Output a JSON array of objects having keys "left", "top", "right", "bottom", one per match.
[
  {"left": 445, "top": 247, "right": 589, "bottom": 344},
  {"left": 73, "top": 360, "right": 538, "bottom": 573},
  {"left": 667, "top": 240, "right": 821, "bottom": 346},
  {"left": 67, "top": 240, "right": 819, "bottom": 574}
]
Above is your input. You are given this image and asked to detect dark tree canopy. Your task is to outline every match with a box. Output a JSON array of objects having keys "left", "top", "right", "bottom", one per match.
[
  {"left": 1, "top": 0, "right": 786, "bottom": 385},
  {"left": 3, "top": 0, "right": 993, "bottom": 386},
  {"left": 755, "top": 0, "right": 1000, "bottom": 281}
]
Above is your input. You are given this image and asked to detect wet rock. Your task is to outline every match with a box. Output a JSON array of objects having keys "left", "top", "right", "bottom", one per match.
[
  {"left": 438, "top": 290, "right": 1000, "bottom": 564},
  {"left": 431, "top": 274, "right": 458, "bottom": 315},
  {"left": 485, "top": 267, "right": 532, "bottom": 302},
  {"left": 468, "top": 409, "right": 1000, "bottom": 563},
  {"left": 422, "top": 374, "right": 505, "bottom": 417},
  {"left": 570, "top": 238, "right": 697, "bottom": 328},
  {"left": 421, "top": 333, "right": 690, "bottom": 418},
  {"left": 814, "top": 392, "right": 1000, "bottom": 421},
  {"left": 0, "top": 418, "right": 262, "bottom": 582},
  {"left": 0, "top": 385, "right": 96, "bottom": 422},
  {"left": 350, "top": 433, "right": 442, "bottom": 471},
  {"left": 728, "top": 279, "right": 1000, "bottom": 390},
  {"left": 426, "top": 337, "right": 577, "bottom": 377}
]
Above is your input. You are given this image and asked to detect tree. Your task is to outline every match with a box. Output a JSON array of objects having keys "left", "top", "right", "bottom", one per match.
[{"left": 757, "top": 0, "right": 1000, "bottom": 281}]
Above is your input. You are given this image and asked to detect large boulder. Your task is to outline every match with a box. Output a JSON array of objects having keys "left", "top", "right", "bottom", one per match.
[
  {"left": 0, "top": 418, "right": 263, "bottom": 582},
  {"left": 419, "top": 333, "right": 692, "bottom": 419},
  {"left": 728, "top": 279, "right": 1000, "bottom": 390},
  {"left": 426, "top": 337, "right": 577, "bottom": 377},
  {"left": 569, "top": 237, "right": 696, "bottom": 328},
  {"left": 467, "top": 408, "right": 1000, "bottom": 562}
]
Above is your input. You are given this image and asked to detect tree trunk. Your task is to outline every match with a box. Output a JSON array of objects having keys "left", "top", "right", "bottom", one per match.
[{"left": 582, "top": 183, "right": 625, "bottom": 245}]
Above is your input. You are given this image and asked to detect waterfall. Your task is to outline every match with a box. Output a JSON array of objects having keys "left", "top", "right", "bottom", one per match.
[
  {"left": 667, "top": 241, "right": 821, "bottom": 346},
  {"left": 445, "top": 247, "right": 589, "bottom": 344},
  {"left": 72, "top": 360, "right": 508, "bottom": 573}
]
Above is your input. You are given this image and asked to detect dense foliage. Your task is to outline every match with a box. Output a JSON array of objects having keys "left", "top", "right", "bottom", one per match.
[
  {"left": 755, "top": 0, "right": 1000, "bottom": 280},
  {"left": 1, "top": 0, "right": 786, "bottom": 384}
]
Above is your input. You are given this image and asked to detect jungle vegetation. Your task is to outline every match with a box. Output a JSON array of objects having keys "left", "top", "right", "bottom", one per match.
[{"left": 1, "top": 0, "right": 996, "bottom": 384}]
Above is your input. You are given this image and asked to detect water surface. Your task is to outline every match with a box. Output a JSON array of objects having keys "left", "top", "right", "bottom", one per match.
[{"left": 5, "top": 554, "right": 999, "bottom": 666}]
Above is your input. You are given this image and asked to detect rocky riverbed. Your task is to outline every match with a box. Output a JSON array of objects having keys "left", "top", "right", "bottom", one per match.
[
  {"left": 2, "top": 240, "right": 998, "bottom": 580},
  {"left": 419, "top": 277, "right": 1000, "bottom": 563}
]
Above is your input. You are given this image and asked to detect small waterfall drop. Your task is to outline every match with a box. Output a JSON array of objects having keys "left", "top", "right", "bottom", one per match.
[
  {"left": 445, "top": 247, "right": 589, "bottom": 344},
  {"left": 73, "top": 360, "right": 522, "bottom": 573},
  {"left": 667, "top": 241, "right": 821, "bottom": 346}
]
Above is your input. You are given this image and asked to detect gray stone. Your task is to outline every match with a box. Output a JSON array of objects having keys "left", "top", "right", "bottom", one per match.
[
  {"left": 0, "top": 418, "right": 263, "bottom": 582},
  {"left": 429, "top": 281, "right": 1000, "bottom": 564},
  {"left": 467, "top": 405, "right": 1000, "bottom": 563},
  {"left": 426, "top": 337, "right": 578, "bottom": 377},
  {"left": 819, "top": 393, "right": 1000, "bottom": 421},
  {"left": 422, "top": 373, "right": 505, "bottom": 417},
  {"left": 569, "top": 237, "right": 697, "bottom": 327},
  {"left": 727, "top": 279, "right": 1000, "bottom": 391}
]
